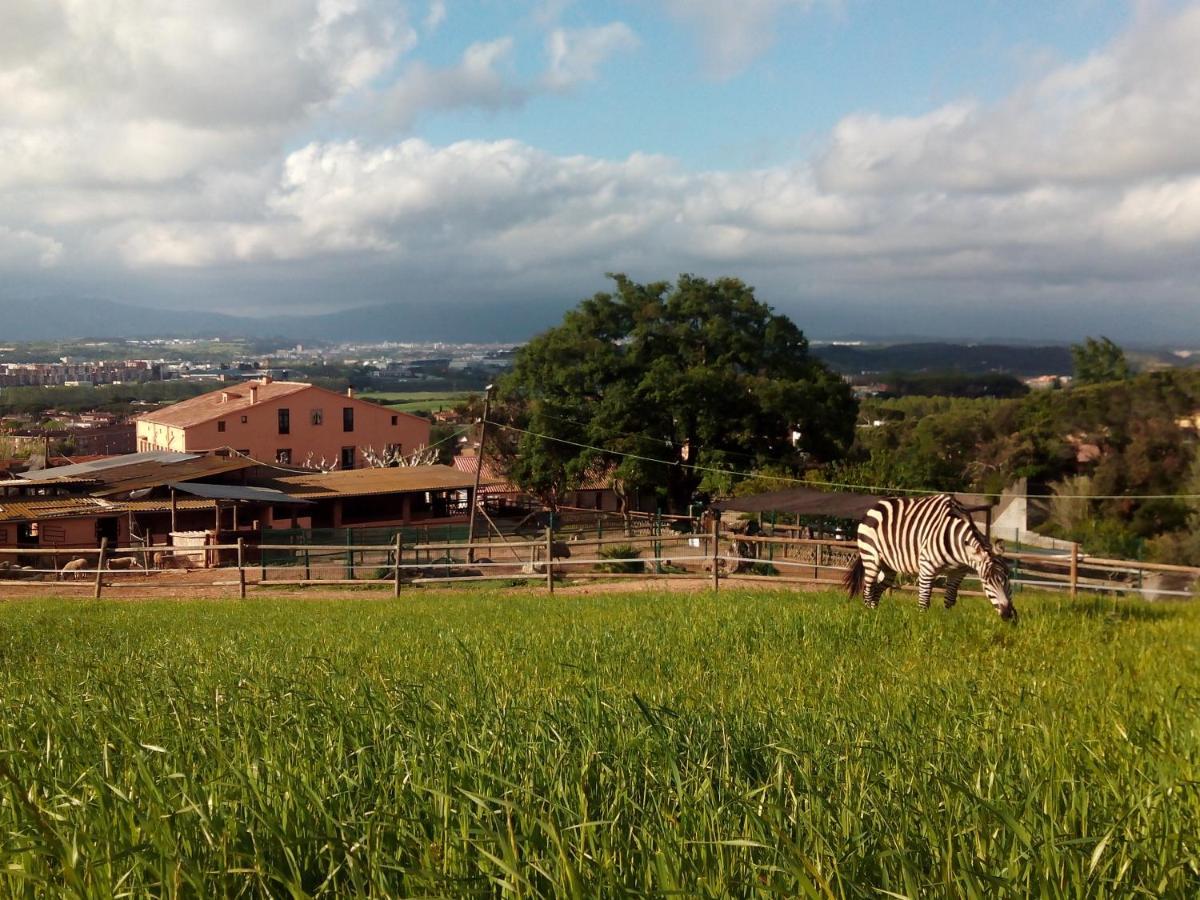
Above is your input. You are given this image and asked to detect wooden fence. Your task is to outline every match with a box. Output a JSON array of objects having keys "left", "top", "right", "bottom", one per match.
[{"left": 0, "top": 526, "right": 1196, "bottom": 601}]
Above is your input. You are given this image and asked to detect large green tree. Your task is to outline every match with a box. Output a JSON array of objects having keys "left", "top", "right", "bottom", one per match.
[{"left": 492, "top": 274, "right": 857, "bottom": 513}]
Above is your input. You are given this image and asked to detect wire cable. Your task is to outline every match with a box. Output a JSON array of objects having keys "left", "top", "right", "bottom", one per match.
[{"left": 487, "top": 419, "right": 1200, "bottom": 502}]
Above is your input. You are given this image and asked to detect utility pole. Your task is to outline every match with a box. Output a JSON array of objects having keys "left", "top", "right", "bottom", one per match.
[{"left": 466, "top": 384, "right": 495, "bottom": 564}]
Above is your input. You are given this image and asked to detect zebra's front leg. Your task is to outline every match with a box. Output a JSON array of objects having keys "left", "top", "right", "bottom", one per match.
[
  {"left": 943, "top": 569, "right": 967, "bottom": 609},
  {"left": 917, "top": 561, "right": 938, "bottom": 611}
]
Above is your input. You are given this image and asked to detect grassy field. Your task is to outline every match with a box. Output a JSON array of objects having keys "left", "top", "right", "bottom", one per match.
[
  {"left": 0, "top": 589, "right": 1197, "bottom": 897},
  {"left": 360, "top": 390, "right": 469, "bottom": 413}
]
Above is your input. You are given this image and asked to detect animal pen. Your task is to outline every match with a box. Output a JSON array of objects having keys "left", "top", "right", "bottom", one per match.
[{"left": 0, "top": 511, "right": 1196, "bottom": 601}]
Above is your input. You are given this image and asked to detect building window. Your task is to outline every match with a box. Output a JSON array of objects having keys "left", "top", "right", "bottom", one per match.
[
  {"left": 217, "top": 420, "right": 226, "bottom": 433},
  {"left": 343, "top": 407, "right": 354, "bottom": 432},
  {"left": 391, "top": 415, "right": 398, "bottom": 426},
  {"left": 278, "top": 408, "right": 290, "bottom": 435},
  {"left": 237, "top": 449, "right": 250, "bottom": 456},
  {"left": 340, "top": 446, "right": 356, "bottom": 470},
  {"left": 311, "top": 408, "right": 323, "bottom": 426},
  {"left": 241, "top": 415, "right": 248, "bottom": 424},
  {"left": 276, "top": 449, "right": 292, "bottom": 464}
]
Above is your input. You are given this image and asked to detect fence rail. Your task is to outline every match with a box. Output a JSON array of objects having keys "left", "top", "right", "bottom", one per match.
[{"left": 0, "top": 525, "right": 1196, "bottom": 601}]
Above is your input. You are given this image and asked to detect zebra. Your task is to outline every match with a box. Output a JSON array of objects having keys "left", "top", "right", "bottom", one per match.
[{"left": 842, "top": 493, "right": 1016, "bottom": 621}]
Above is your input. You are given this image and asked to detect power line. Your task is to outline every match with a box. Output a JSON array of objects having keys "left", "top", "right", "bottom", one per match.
[{"left": 487, "top": 419, "right": 1200, "bottom": 502}]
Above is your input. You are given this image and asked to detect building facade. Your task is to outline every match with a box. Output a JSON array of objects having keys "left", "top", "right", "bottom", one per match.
[{"left": 135, "top": 379, "right": 430, "bottom": 469}]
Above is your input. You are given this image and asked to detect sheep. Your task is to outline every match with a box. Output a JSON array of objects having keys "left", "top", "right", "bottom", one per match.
[
  {"left": 61, "top": 557, "right": 90, "bottom": 580},
  {"left": 106, "top": 556, "right": 142, "bottom": 571}
]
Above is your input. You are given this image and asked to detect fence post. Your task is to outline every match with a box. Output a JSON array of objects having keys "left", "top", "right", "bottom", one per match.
[
  {"left": 304, "top": 548, "right": 311, "bottom": 581},
  {"left": 1069, "top": 543, "right": 1078, "bottom": 600},
  {"left": 711, "top": 515, "right": 720, "bottom": 592},
  {"left": 394, "top": 534, "right": 402, "bottom": 596},
  {"left": 237, "top": 538, "right": 246, "bottom": 599},
  {"left": 546, "top": 526, "right": 554, "bottom": 593},
  {"left": 94, "top": 538, "right": 108, "bottom": 600},
  {"left": 345, "top": 528, "right": 353, "bottom": 580}
]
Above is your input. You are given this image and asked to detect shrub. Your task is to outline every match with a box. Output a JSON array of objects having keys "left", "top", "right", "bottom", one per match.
[{"left": 597, "top": 545, "right": 644, "bottom": 574}]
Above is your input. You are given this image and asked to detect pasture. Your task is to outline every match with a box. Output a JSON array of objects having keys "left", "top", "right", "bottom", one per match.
[
  {"left": 0, "top": 588, "right": 1196, "bottom": 896},
  {"left": 360, "top": 390, "right": 469, "bottom": 413}
]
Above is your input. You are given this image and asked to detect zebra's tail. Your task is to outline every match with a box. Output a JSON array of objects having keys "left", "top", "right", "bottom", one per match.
[{"left": 842, "top": 556, "right": 864, "bottom": 597}]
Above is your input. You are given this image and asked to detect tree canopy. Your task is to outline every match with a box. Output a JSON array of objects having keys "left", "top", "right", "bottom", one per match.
[
  {"left": 1072, "top": 336, "right": 1131, "bottom": 384},
  {"left": 491, "top": 274, "right": 857, "bottom": 512}
]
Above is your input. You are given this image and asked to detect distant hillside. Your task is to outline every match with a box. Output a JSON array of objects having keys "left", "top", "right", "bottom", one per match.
[
  {"left": 0, "top": 297, "right": 528, "bottom": 342},
  {"left": 813, "top": 342, "right": 1076, "bottom": 377}
]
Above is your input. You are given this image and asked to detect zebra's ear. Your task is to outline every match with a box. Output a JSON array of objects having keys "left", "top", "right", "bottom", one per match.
[{"left": 992, "top": 538, "right": 1006, "bottom": 556}]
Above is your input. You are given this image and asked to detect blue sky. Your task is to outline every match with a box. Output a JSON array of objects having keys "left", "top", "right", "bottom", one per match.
[
  {"left": 1, "top": 0, "right": 1198, "bottom": 342},
  {"left": 417, "top": 2, "right": 1134, "bottom": 168}
]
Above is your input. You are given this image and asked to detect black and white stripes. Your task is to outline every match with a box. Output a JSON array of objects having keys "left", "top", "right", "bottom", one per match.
[{"left": 843, "top": 494, "right": 1016, "bottom": 621}]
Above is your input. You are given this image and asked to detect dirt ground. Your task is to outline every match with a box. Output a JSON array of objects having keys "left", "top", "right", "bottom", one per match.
[{"left": 0, "top": 571, "right": 818, "bottom": 602}]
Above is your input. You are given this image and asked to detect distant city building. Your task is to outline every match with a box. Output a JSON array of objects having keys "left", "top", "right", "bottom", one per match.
[
  {"left": 0, "top": 360, "right": 166, "bottom": 387},
  {"left": 135, "top": 377, "right": 430, "bottom": 469}
]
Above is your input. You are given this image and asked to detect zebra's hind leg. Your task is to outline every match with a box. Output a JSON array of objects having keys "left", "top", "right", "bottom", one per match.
[
  {"left": 862, "top": 560, "right": 884, "bottom": 609},
  {"left": 943, "top": 570, "right": 967, "bottom": 609},
  {"left": 864, "top": 566, "right": 892, "bottom": 609}
]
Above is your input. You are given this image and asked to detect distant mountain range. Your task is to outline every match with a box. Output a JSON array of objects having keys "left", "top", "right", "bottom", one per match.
[
  {"left": 0, "top": 296, "right": 516, "bottom": 343},
  {"left": 1, "top": 298, "right": 1192, "bottom": 377}
]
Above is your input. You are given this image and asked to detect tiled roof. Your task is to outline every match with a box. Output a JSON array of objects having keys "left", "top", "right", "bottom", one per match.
[
  {"left": 135, "top": 381, "right": 311, "bottom": 428},
  {"left": 268, "top": 465, "right": 481, "bottom": 499},
  {"left": 135, "top": 381, "right": 429, "bottom": 429}
]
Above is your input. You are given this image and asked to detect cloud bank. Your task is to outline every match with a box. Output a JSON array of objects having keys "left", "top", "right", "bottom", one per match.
[{"left": 1, "top": 1, "right": 1199, "bottom": 340}]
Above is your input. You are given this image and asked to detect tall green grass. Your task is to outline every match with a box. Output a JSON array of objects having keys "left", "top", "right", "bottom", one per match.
[{"left": 0, "top": 590, "right": 1197, "bottom": 896}]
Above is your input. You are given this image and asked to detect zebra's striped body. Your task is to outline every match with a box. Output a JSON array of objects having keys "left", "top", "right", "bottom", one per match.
[{"left": 844, "top": 494, "right": 1015, "bottom": 620}]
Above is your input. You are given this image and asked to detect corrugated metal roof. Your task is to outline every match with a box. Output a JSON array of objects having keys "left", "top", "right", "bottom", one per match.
[
  {"left": 169, "top": 482, "right": 312, "bottom": 504},
  {"left": 17, "top": 452, "right": 256, "bottom": 496},
  {"left": 269, "top": 465, "right": 478, "bottom": 499},
  {"left": 19, "top": 451, "right": 200, "bottom": 481},
  {"left": 0, "top": 497, "right": 215, "bottom": 523}
]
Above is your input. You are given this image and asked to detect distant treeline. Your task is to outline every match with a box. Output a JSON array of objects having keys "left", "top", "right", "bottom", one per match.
[
  {"left": 835, "top": 368, "right": 1200, "bottom": 563},
  {"left": 878, "top": 372, "right": 1031, "bottom": 399},
  {"left": 0, "top": 380, "right": 218, "bottom": 416},
  {"left": 815, "top": 342, "right": 1075, "bottom": 376}
]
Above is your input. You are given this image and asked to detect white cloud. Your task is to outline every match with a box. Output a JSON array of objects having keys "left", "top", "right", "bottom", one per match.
[
  {"left": 2, "top": 0, "right": 1200, "bottom": 340},
  {"left": 817, "top": 5, "right": 1200, "bottom": 193},
  {"left": 660, "top": 0, "right": 827, "bottom": 79},
  {"left": 543, "top": 23, "right": 638, "bottom": 89},
  {"left": 0, "top": 226, "right": 63, "bottom": 269},
  {"left": 424, "top": 0, "right": 447, "bottom": 33},
  {"left": 0, "top": 0, "right": 411, "bottom": 189},
  {"left": 376, "top": 38, "right": 529, "bottom": 129}
]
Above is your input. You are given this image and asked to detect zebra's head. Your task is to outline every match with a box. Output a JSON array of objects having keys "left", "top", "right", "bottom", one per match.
[{"left": 977, "top": 551, "right": 1016, "bottom": 621}]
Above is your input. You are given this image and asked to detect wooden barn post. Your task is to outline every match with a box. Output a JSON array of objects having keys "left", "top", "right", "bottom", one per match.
[
  {"left": 1069, "top": 543, "right": 1079, "bottom": 600},
  {"left": 393, "top": 533, "right": 402, "bottom": 596},
  {"left": 237, "top": 538, "right": 246, "bottom": 599},
  {"left": 94, "top": 537, "right": 108, "bottom": 600},
  {"left": 711, "top": 514, "right": 720, "bottom": 592},
  {"left": 545, "top": 526, "right": 554, "bottom": 594}
]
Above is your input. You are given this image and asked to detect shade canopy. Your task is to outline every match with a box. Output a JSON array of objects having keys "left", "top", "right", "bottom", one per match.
[{"left": 713, "top": 486, "right": 883, "bottom": 521}]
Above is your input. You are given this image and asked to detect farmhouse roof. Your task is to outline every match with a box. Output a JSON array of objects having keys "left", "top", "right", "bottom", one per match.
[
  {"left": 134, "top": 381, "right": 311, "bottom": 428},
  {"left": 134, "top": 380, "right": 429, "bottom": 429},
  {"left": 267, "top": 465, "right": 481, "bottom": 500}
]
